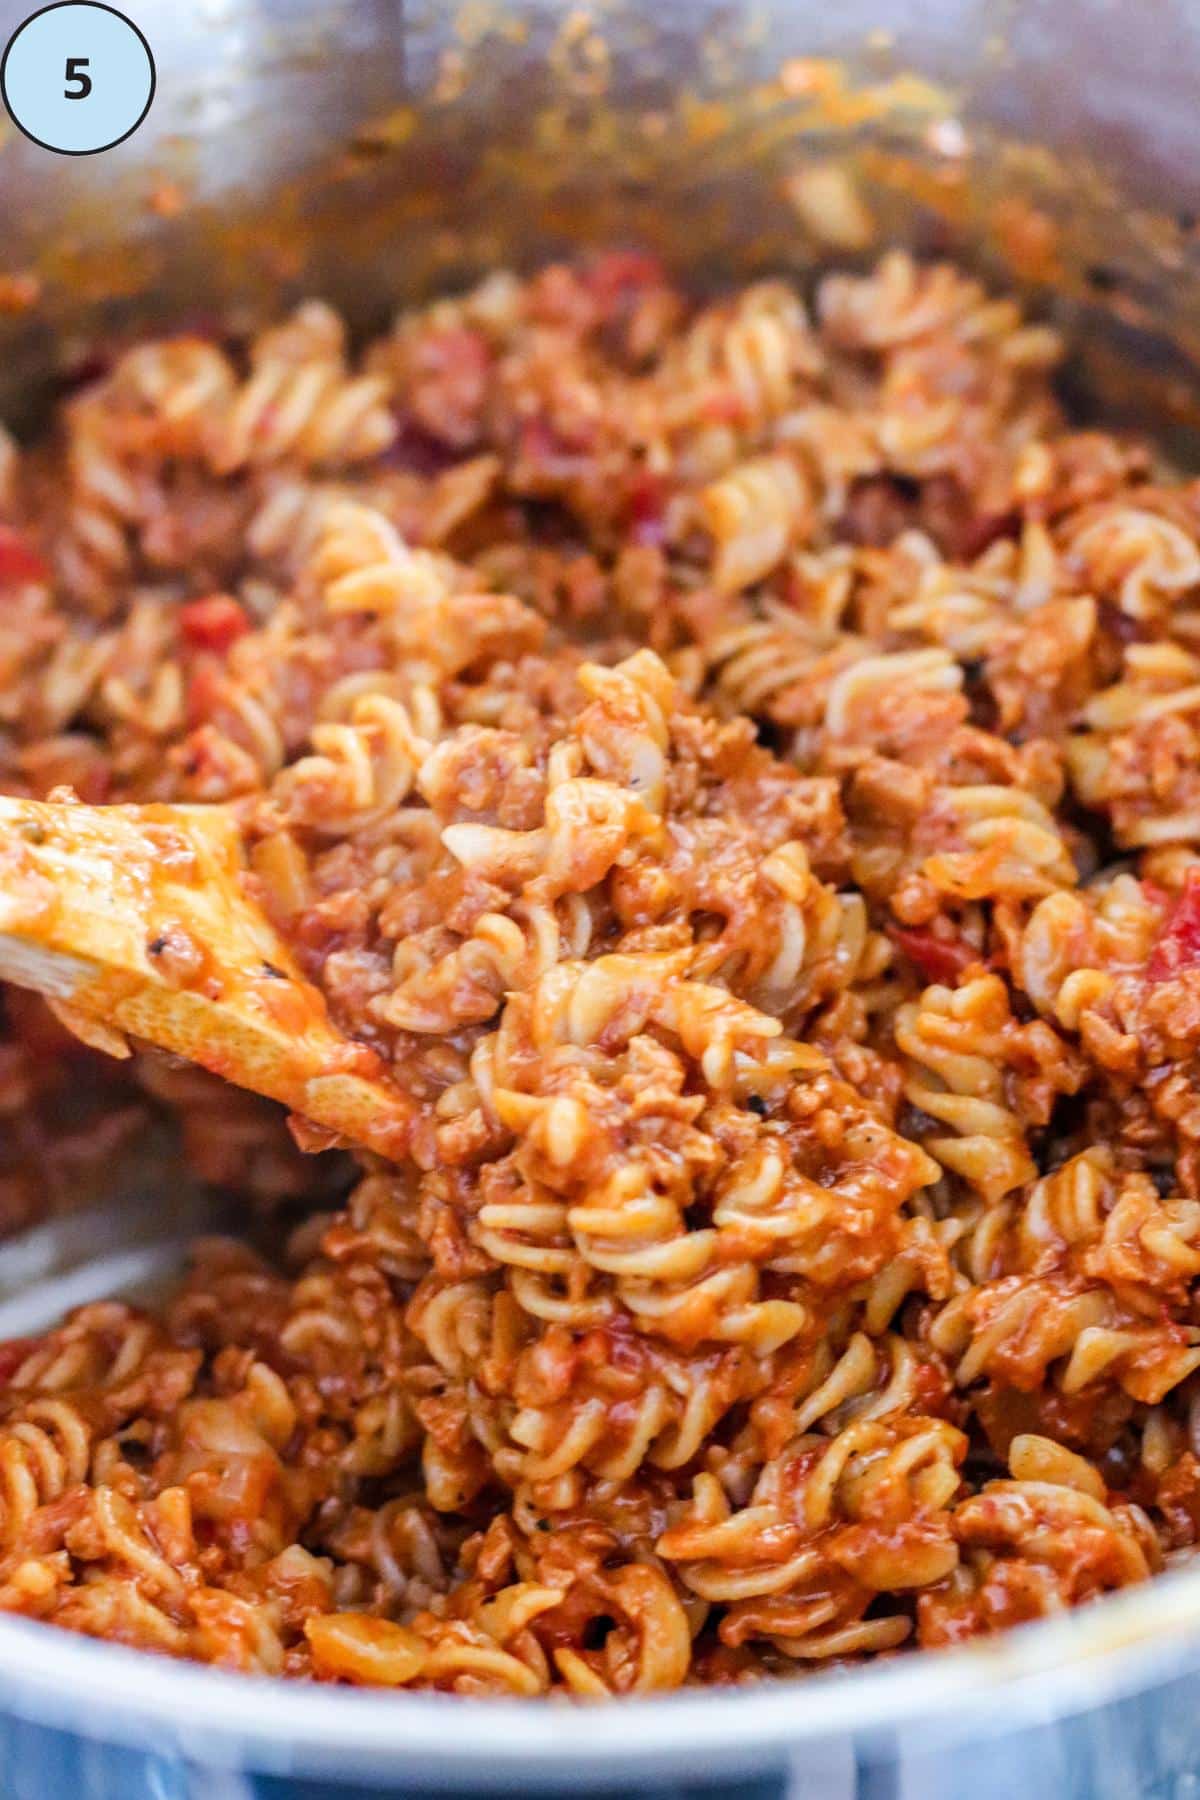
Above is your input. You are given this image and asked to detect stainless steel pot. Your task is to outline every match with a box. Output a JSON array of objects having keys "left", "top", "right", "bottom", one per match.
[{"left": 2, "top": 2, "right": 1200, "bottom": 1794}]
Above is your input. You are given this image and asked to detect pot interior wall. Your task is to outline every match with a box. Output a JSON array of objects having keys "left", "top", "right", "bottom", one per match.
[{"left": 0, "top": 0, "right": 1199, "bottom": 454}]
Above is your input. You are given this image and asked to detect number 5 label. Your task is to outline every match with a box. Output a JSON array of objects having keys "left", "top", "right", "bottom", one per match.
[
  {"left": 1, "top": 3, "right": 154, "bottom": 155},
  {"left": 64, "top": 56, "right": 93, "bottom": 100}
]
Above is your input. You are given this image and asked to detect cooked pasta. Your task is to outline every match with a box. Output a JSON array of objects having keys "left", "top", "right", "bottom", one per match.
[{"left": 0, "top": 249, "right": 1199, "bottom": 1693}]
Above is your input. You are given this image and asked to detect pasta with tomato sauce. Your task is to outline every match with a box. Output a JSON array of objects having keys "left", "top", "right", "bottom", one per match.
[{"left": 0, "top": 250, "right": 1196, "bottom": 1692}]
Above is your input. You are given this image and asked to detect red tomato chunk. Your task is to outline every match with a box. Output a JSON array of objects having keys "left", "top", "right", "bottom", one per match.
[
  {"left": 0, "top": 525, "right": 48, "bottom": 585},
  {"left": 180, "top": 594, "right": 250, "bottom": 656},
  {"left": 888, "top": 924, "right": 977, "bottom": 986},
  {"left": 1147, "top": 871, "right": 1200, "bottom": 983}
]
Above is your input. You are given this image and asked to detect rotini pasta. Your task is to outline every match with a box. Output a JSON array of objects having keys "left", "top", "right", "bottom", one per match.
[{"left": 0, "top": 249, "right": 1199, "bottom": 1694}]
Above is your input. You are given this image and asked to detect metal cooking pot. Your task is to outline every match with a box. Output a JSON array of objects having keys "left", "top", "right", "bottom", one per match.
[{"left": 3, "top": 2, "right": 1200, "bottom": 1794}]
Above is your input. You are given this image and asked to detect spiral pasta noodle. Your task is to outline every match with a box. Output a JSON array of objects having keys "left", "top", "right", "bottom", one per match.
[{"left": 2, "top": 248, "right": 1200, "bottom": 1691}]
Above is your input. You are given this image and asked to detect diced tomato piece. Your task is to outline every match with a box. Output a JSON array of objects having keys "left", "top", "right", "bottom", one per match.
[
  {"left": 0, "top": 525, "right": 48, "bottom": 585},
  {"left": 1146, "top": 870, "right": 1200, "bottom": 983},
  {"left": 179, "top": 594, "right": 250, "bottom": 656},
  {"left": 888, "top": 924, "right": 977, "bottom": 986},
  {"left": 626, "top": 470, "right": 667, "bottom": 547},
  {"left": 912, "top": 1359, "right": 954, "bottom": 1417}
]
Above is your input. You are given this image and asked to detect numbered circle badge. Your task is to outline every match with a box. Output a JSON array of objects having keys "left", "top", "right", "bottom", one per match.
[{"left": 2, "top": 2, "right": 154, "bottom": 155}]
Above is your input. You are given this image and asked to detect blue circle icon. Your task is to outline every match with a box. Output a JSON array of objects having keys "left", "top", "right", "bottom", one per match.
[{"left": 1, "top": 3, "right": 154, "bottom": 155}]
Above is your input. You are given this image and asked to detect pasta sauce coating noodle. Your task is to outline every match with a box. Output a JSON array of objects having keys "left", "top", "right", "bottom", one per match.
[{"left": 0, "top": 250, "right": 1195, "bottom": 1691}]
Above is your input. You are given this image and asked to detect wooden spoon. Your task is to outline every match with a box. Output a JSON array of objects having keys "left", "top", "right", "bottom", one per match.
[{"left": 0, "top": 794, "right": 412, "bottom": 1159}]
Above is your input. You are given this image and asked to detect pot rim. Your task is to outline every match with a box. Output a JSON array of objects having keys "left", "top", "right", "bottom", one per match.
[{"left": 2, "top": 1559, "right": 1200, "bottom": 1784}]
